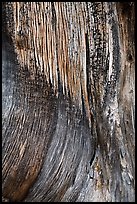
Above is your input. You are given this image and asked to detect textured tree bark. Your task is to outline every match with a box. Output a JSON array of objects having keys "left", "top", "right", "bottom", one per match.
[{"left": 2, "top": 2, "right": 135, "bottom": 202}]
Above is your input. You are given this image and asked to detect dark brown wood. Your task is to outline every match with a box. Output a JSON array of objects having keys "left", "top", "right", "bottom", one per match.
[{"left": 2, "top": 2, "right": 135, "bottom": 202}]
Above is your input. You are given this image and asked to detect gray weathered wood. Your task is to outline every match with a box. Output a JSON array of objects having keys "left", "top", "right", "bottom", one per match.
[{"left": 2, "top": 2, "right": 135, "bottom": 202}]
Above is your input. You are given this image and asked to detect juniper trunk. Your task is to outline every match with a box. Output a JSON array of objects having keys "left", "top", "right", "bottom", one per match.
[{"left": 2, "top": 2, "right": 135, "bottom": 202}]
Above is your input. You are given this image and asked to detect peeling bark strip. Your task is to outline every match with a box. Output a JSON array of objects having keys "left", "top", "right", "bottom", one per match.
[{"left": 2, "top": 2, "right": 135, "bottom": 202}]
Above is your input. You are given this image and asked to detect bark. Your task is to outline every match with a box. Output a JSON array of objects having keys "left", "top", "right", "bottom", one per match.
[{"left": 2, "top": 2, "right": 135, "bottom": 202}]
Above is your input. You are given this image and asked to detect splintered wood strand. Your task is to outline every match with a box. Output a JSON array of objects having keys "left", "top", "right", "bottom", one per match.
[{"left": 61, "top": 6, "right": 68, "bottom": 96}]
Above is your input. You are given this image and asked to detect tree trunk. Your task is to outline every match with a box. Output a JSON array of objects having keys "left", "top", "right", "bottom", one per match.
[{"left": 2, "top": 2, "right": 135, "bottom": 202}]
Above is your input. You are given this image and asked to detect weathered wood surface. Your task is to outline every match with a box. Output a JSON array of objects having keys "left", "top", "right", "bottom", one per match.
[{"left": 2, "top": 2, "right": 135, "bottom": 202}]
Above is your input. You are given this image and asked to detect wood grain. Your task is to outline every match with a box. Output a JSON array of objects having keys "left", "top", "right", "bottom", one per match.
[{"left": 2, "top": 2, "right": 135, "bottom": 202}]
